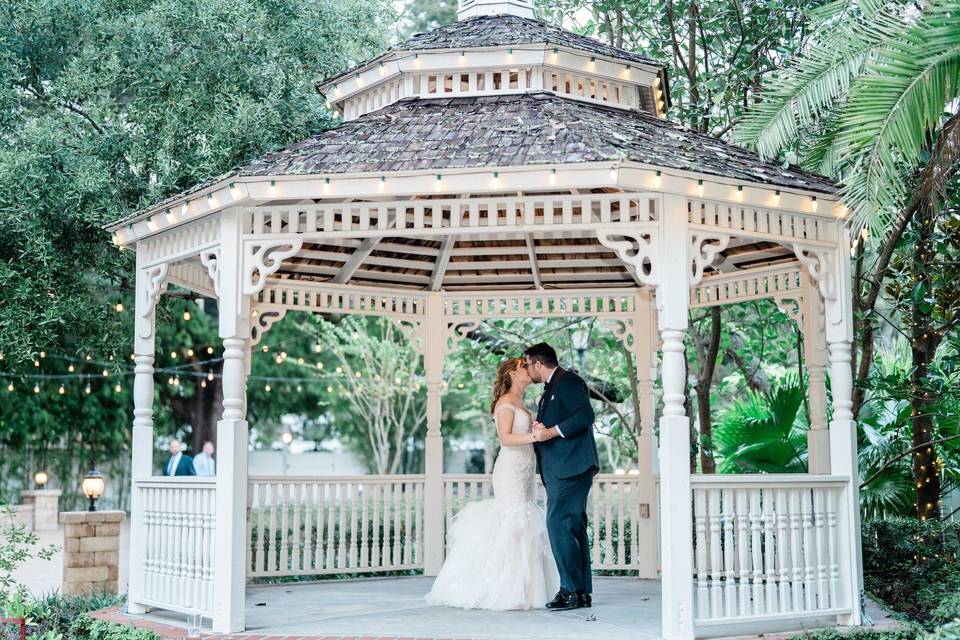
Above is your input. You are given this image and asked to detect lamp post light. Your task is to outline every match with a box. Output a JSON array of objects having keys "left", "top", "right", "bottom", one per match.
[
  {"left": 81, "top": 469, "right": 105, "bottom": 512},
  {"left": 34, "top": 470, "right": 48, "bottom": 489}
]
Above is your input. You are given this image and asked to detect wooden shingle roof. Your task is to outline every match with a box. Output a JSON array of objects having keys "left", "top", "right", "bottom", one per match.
[
  {"left": 242, "top": 92, "right": 836, "bottom": 193},
  {"left": 321, "top": 14, "right": 665, "bottom": 87}
]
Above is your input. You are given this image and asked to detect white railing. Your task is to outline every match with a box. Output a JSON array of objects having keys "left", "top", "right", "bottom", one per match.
[
  {"left": 134, "top": 477, "right": 216, "bottom": 616},
  {"left": 246, "top": 475, "right": 424, "bottom": 578},
  {"left": 443, "top": 473, "right": 653, "bottom": 572},
  {"left": 690, "top": 475, "right": 851, "bottom": 626}
]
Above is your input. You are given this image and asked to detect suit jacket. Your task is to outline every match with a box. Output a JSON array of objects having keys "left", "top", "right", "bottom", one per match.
[
  {"left": 164, "top": 454, "right": 196, "bottom": 477},
  {"left": 534, "top": 368, "right": 599, "bottom": 483}
]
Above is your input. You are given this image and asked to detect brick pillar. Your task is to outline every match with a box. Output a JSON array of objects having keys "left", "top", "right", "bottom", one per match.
[
  {"left": 21, "top": 490, "right": 61, "bottom": 531},
  {"left": 60, "top": 511, "right": 124, "bottom": 596}
]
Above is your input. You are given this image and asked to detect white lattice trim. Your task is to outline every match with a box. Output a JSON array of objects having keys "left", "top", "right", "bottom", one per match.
[
  {"left": 246, "top": 192, "right": 659, "bottom": 238},
  {"left": 690, "top": 263, "right": 803, "bottom": 308},
  {"left": 258, "top": 280, "right": 429, "bottom": 319},
  {"left": 688, "top": 198, "right": 837, "bottom": 246},
  {"left": 167, "top": 261, "right": 217, "bottom": 299},
  {"left": 443, "top": 288, "right": 639, "bottom": 319},
  {"left": 141, "top": 217, "right": 219, "bottom": 267}
]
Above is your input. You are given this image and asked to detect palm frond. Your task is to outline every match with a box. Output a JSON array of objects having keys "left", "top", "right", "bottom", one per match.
[
  {"left": 731, "top": 8, "right": 900, "bottom": 160},
  {"left": 837, "top": 0, "right": 960, "bottom": 236}
]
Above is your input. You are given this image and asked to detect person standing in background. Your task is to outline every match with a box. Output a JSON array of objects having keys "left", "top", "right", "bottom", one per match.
[
  {"left": 164, "top": 440, "right": 196, "bottom": 476},
  {"left": 192, "top": 441, "right": 216, "bottom": 476}
]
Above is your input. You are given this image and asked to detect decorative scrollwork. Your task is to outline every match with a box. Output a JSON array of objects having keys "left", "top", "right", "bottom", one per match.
[
  {"left": 792, "top": 244, "right": 840, "bottom": 324},
  {"left": 773, "top": 295, "right": 803, "bottom": 327},
  {"left": 596, "top": 228, "right": 658, "bottom": 286},
  {"left": 137, "top": 263, "right": 169, "bottom": 339},
  {"left": 249, "top": 306, "right": 287, "bottom": 346},
  {"left": 200, "top": 249, "right": 221, "bottom": 298},
  {"left": 601, "top": 318, "right": 639, "bottom": 354},
  {"left": 243, "top": 240, "right": 304, "bottom": 296},
  {"left": 689, "top": 232, "right": 730, "bottom": 285},
  {"left": 445, "top": 319, "right": 482, "bottom": 350}
]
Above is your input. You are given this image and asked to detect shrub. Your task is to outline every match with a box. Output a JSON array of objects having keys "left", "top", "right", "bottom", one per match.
[
  {"left": 29, "top": 592, "right": 126, "bottom": 638},
  {"left": 861, "top": 518, "right": 960, "bottom": 623},
  {"left": 923, "top": 621, "right": 960, "bottom": 640},
  {"left": 932, "top": 593, "right": 960, "bottom": 626},
  {"left": 789, "top": 626, "right": 921, "bottom": 640},
  {"left": 68, "top": 615, "right": 158, "bottom": 640}
]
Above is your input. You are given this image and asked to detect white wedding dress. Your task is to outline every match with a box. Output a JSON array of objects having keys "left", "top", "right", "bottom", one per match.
[{"left": 425, "top": 403, "right": 560, "bottom": 610}]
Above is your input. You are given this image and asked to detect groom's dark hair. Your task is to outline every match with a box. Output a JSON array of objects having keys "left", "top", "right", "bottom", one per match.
[{"left": 524, "top": 342, "right": 559, "bottom": 368}]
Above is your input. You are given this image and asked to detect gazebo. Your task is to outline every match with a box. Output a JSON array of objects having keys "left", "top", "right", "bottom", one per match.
[{"left": 105, "top": 1, "right": 864, "bottom": 638}]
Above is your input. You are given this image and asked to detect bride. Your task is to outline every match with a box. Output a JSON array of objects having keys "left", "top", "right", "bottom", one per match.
[{"left": 425, "top": 357, "right": 560, "bottom": 610}]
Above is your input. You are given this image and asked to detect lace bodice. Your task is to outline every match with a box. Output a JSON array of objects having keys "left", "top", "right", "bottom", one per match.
[{"left": 491, "top": 403, "right": 536, "bottom": 506}]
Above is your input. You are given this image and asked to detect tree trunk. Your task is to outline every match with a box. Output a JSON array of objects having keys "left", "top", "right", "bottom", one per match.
[
  {"left": 695, "top": 307, "right": 721, "bottom": 474},
  {"left": 910, "top": 210, "right": 941, "bottom": 521}
]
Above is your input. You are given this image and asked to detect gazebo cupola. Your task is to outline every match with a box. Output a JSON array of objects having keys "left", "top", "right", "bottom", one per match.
[{"left": 317, "top": 1, "right": 669, "bottom": 121}]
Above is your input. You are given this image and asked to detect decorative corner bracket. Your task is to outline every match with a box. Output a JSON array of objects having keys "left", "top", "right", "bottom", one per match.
[
  {"left": 137, "top": 263, "right": 169, "bottom": 339},
  {"left": 792, "top": 243, "right": 841, "bottom": 324},
  {"left": 597, "top": 228, "right": 658, "bottom": 286},
  {"left": 689, "top": 232, "right": 730, "bottom": 285},
  {"left": 243, "top": 240, "right": 304, "bottom": 296},
  {"left": 200, "top": 249, "right": 221, "bottom": 298},
  {"left": 250, "top": 306, "right": 288, "bottom": 346},
  {"left": 773, "top": 294, "right": 804, "bottom": 327}
]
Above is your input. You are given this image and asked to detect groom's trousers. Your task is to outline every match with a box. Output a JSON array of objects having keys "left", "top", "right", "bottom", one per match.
[{"left": 545, "top": 468, "right": 594, "bottom": 595}]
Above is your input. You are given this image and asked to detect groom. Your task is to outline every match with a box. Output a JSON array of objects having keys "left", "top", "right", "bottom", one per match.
[{"left": 526, "top": 342, "right": 599, "bottom": 611}]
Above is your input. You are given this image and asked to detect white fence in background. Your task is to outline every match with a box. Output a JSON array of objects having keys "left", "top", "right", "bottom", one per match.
[
  {"left": 690, "top": 475, "right": 852, "bottom": 627},
  {"left": 442, "top": 473, "right": 652, "bottom": 572},
  {"left": 134, "top": 477, "right": 217, "bottom": 616},
  {"left": 246, "top": 475, "right": 424, "bottom": 578}
]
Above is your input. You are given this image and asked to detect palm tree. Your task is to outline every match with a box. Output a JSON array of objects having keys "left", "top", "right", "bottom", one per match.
[
  {"left": 713, "top": 374, "right": 809, "bottom": 474},
  {"left": 732, "top": 0, "right": 960, "bottom": 238}
]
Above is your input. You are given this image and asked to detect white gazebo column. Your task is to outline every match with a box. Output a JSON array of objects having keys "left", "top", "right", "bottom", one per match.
[
  {"left": 423, "top": 292, "right": 445, "bottom": 576},
  {"left": 801, "top": 270, "right": 830, "bottom": 474},
  {"left": 212, "top": 213, "right": 251, "bottom": 633},
  {"left": 800, "top": 230, "right": 863, "bottom": 626},
  {"left": 634, "top": 288, "right": 659, "bottom": 579},
  {"left": 657, "top": 196, "right": 695, "bottom": 639},
  {"left": 127, "top": 250, "right": 166, "bottom": 615}
]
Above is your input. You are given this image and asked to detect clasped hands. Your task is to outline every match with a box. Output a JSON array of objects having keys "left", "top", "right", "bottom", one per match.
[{"left": 532, "top": 421, "right": 558, "bottom": 443}]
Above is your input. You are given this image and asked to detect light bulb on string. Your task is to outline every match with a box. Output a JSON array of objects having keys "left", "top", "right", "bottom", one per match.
[
  {"left": 115, "top": 383, "right": 122, "bottom": 393},
  {"left": 206, "top": 347, "right": 214, "bottom": 355},
  {"left": 68, "top": 364, "right": 75, "bottom": 372},
  {"left": 201, "top": 380, "right": 207, "bottom": 388},
  {"left": 115, "top": 302, "right": 124, "bottom": 313},
  {"left": 58, "top": 385, "right": 65, "bottom": 395},
  {"left": 33, "top": 384, "right": 40, "bottom": 394},
  {"left": 6, "top": 383, "right": 13, "bottom": 392},
  {"left": 84, "top": 384, "right": 91, "bottom": 394},
  {"left": 102, "top": 369, "right": 109, "bottom": 377},
  {"left": 207, "top": 371, "right": 214, "bottom": 381},
  {"left": 183, "top": 310, "right": 191, "bottom": 321}
]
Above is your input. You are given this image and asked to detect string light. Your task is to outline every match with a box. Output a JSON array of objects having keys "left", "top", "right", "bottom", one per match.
[
  {"left": 183, "top": 310, "right": 191, "bottom": 321},
  {"left": 6, "top": 383, "right": 13, "bottom": 392},
  {"left": 58, "top": 385, "right": 65, "bottom": 395},
  {"left": 84, "top": 384, "right": 91, "bottom": 394},
  {"left": 114, "top": 383, "right": 122, "bottom": 393},
  {"left": 115, "top": 302, "right": 124, "bottom": 313}
]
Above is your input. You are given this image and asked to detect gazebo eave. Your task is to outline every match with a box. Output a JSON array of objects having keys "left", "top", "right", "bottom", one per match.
[{"left": 107, "top": 160, "right": 845, "bottom": 248}]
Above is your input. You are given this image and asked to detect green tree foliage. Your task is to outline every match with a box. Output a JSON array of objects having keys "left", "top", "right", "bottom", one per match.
[
  {"left": 0, "top": 0, "right": 393, "bottom": 365},
  {"left": 538, "top": 0, "right": 824, "bottom": 134}
]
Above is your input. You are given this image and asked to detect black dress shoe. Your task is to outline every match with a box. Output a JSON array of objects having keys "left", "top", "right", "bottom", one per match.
[
  {"left": 546, "top": 588, "right": 582, "bottom": 611},
  {"left": 578, "top": 591, "right": 592, "bottom": 608}
]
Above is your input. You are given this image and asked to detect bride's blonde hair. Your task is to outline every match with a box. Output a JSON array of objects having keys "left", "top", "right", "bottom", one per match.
[{"left": 490, "top": 357, "right": 526, "bottom": 414}]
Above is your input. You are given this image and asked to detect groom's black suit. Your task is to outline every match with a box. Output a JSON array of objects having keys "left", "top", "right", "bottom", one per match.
[{"left": 534, "top": 368, "right": 599, "bottom": 596}]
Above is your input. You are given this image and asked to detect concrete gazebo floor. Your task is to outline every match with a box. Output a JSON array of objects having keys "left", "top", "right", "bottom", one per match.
[
  {"left": 96, "top": 576, "right": 661, "bottom": 640},
  {"left": 91, "top": 576, "right": 903, "bottom": 640}
]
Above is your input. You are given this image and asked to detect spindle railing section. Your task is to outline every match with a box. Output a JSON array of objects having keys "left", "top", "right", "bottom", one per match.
[
  {"left": 443, "top": 473, "right": 649, "bottom": 572},
  {"left": 246, "top": 475, "right": 425, "bottom": 578},
  {"left": 691, "top": 475, "right": 851, "bottom": 626},
  {"left": 134, "top": 477, "right": 217, "bottom": 616}
]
